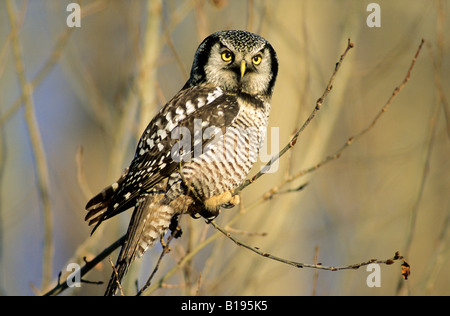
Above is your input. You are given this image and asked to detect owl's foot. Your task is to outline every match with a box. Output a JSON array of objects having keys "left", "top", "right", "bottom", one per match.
[
  {"left": 169, "top": 215, "right": 183, "bottom": 239},
  {"left": 201, "top": 190, "right": 240, "bottom": 218}
]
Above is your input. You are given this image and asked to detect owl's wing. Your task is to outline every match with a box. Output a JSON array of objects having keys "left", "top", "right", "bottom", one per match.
[{"left": 85, "top": 85, "right": 240, "bottom": 231}]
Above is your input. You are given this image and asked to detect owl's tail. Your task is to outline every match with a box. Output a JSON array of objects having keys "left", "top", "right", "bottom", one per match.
[{"left": 104, "top": 194, "right": 176, "bottom": 296}]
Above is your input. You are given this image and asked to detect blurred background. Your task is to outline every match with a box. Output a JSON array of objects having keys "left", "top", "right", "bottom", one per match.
[{"left": 0, "top": 0, "right": 449, "bottom": 296}]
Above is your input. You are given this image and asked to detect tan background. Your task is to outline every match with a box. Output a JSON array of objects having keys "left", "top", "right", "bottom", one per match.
[{"left": 0, "top": 0, "right": 449, "bottom": 295}]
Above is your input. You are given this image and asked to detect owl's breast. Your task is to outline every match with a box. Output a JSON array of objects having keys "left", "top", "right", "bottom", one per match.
[{"left": 181, "top": 97, "right": 271, "bottom": 199}]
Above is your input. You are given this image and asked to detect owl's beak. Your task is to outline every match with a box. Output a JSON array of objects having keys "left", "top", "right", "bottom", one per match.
[{"left": 240, "top": 60, "right": 247, "bottom": 78}]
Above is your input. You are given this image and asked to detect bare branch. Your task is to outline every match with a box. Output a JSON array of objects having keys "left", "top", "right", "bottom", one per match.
[
  {"left": 136, "top": 230, "right": 177, "bottom": 296},
  {"left": 210, "top": 220, "right": 409, "bottom": 277},
  {"left": 109, "top": 258, "right": 124, "bottom": 296},
  {"left": 43, "top": 235, "right": 125, "bottom": 296}
]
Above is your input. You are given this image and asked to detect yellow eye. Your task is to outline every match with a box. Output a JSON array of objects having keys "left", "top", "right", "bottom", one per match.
[
  {"left": 252, "top": 55, "right": 262, "bottom": 65},
  {"left": 221, "top": 51, "right": 233, "bottom": 62}
]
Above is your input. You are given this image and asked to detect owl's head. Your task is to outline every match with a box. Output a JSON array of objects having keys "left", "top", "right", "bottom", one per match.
[{"left": 187, "top": 30, "right": 278, "bottom": 99}]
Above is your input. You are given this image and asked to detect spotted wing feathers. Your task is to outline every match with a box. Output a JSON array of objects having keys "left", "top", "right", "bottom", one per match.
[{"left": 85, "top": 85, "right": 240, "bottom": 232}]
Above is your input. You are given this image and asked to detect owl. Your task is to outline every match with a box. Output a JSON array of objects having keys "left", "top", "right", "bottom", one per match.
[{"left": 85, "top": 30, "right": 278, "bottom": 295}]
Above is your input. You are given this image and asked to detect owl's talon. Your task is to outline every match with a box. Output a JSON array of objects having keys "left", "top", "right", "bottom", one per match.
[
  {"left": 204, "top": 190, "right": 233, "bottom": 211},
  {"left": 222, "top": 194, "right": 240, "bottom": 209},
  {"left": 169, "top": 215, "right": 183, "bottom": 239},
  {"left": 201, "top": 191, "right": 240, "bottom": 218}
]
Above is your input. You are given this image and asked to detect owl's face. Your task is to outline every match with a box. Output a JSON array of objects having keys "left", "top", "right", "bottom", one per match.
[{"left": 188, "top": 30, "right": 278, "bottom": 99}]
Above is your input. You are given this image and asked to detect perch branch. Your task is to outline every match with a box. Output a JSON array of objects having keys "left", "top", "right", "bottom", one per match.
[{"left": 210, "top": 220, "right": 410, "bottom": 279}]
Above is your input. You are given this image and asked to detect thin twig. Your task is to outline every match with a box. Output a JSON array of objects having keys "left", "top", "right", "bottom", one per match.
[
  {"left": 394, "top": 40, "right": 433, "bottom": 295},
  {"left": 43, "top": 235, "right": 125, "bottom": 296},
  {"left": 109, "top": 258, "right": 124, "bottom": 296},
  {"left": 351, "top": 39, "right": 425, "bottom": 140},
  {"left": 224, "top": 226, "right": 268, "bottom": 237},
  {"left": 136, "top": 232, "right": 176, "bottom": 296},
  {"left": 140, "top": 228, "right": 222, "bottom": 296},
  {"left": 210, "top": 220, "right": 409, "bottom": 276}
]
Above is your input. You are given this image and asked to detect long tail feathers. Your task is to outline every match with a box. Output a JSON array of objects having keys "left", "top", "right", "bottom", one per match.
[
  {"left": 104, "top": 194, "right": 175, "bottom": 296},
  {"left": 85, "top": 170, "right": 178, "bottom": 295}
]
